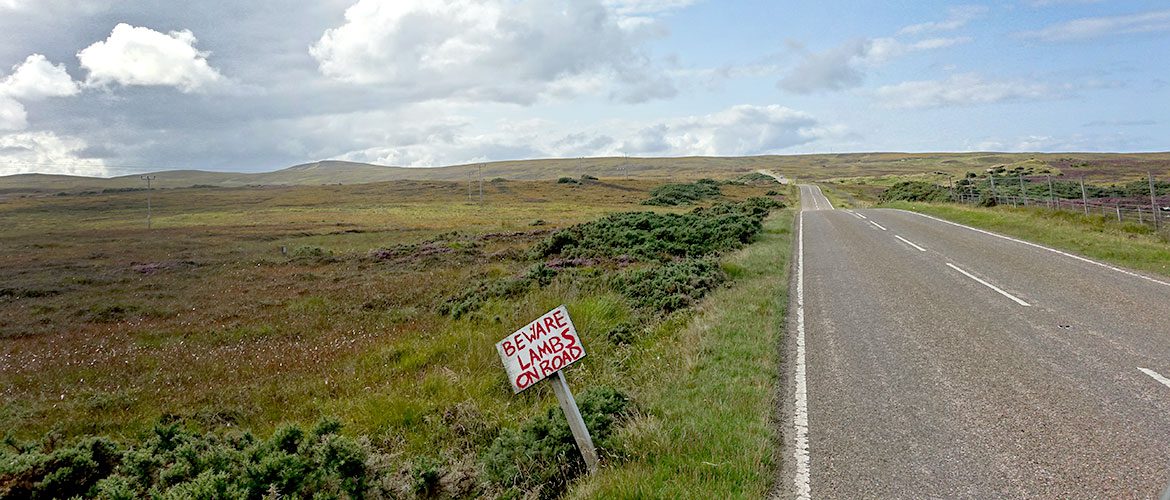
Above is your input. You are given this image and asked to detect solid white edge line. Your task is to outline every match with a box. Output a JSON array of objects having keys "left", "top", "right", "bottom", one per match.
[
  {"left": 895, "top": 235, "right": 927, "bottom": 252},
  {"left": 1138, "top": 367, "right": 1170, "bottom": 389},
  {"left": 869, "top": 220, "right": 888, "bottom": 231},
  {"left": 899, "top": 210, "right": 1170, "bottom": 289},
  {"left": 794, "top": 211, "right": 811, "bottom": 499},
  {"left": 946, "top": 262, "right": 1032, "bottom": 307}
]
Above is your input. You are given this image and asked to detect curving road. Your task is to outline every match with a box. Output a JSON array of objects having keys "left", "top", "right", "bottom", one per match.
[{"left": 782, "top": 184, "right": 1170, "bottom": 498}]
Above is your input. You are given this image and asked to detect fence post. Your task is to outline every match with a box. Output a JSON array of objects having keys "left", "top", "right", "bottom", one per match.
[
  {"left": 1080, "top": 177, "right": 1089, "bottom": 216},
  {"left": 1151, "top": 172, "right": 1160, "bottom": 231},
  {"left": 1053, "top": 174, "right": 1062, "bottom": 209},
  {"left": 1139, "top": 207, "right": 1144, "bottom": 224},
  {"left": 1019, "top": 175, "right": 1027, "bottom": 206},
  {"left": 1116, "top": 203, "right": 1122, "bottom": 222}
]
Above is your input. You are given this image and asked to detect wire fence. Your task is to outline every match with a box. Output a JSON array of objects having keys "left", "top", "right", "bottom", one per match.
[{"left": 948, "top": 173, "right": 1170, "bottom": 234}]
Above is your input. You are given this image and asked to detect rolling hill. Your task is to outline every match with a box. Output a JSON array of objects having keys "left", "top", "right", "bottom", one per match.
[{"left": 2, "top": 153, "right": 1169, "bottom": 195}]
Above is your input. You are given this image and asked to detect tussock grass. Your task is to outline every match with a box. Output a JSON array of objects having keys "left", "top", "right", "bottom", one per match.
[{"left": 885, "top": 202, "right": 1170, "bottom": 277}]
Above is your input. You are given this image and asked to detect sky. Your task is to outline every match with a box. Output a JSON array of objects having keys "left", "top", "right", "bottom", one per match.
[{"left": 0, "top": 0, "right": 1167, "bottom": 178}]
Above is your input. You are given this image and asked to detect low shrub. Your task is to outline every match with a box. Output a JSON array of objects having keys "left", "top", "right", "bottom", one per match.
[
  {"left": 290, "top": 245, "right": 335, "bottom": 263},
  {"left": 613, "top": 258, "right": 726, "bottom": 313},
  {"left": 879, "top": 181, "right": 952, "bottom": 203},
  {"left": 439, "top": 263, "right": 560, "bottom": 319},
  {"left": 641, "top": 179, "right": 721, "bottom": 206},
  {"left": 483, "top": 387, "right": 631, "bottom": 497},
  {"left": 557, "top": 177, "right": 580, "bottom": 185},
  {"left": 0, "top": 419, "right": 368, "bottom": 499},
  {"left": 532, "top": 200, "right": 771, "bottom": 263}
]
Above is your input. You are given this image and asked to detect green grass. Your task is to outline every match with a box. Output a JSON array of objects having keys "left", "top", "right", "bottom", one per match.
[
  {"left": 569, "top": 211, "right": 793, "bottom": 498},
  {"left": 884, "top": 201, "right": 1170, "bottom": 278}
]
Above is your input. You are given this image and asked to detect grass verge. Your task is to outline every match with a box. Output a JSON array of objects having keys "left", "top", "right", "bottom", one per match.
[
  {"left": 884, "top": 201, "right": 1170, "bottom": 278},
  {"left": 568, "top": 210, "right": 793, "bottom": 498}
]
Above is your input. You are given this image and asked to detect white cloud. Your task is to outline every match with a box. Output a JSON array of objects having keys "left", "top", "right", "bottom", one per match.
[
  {"left": 309, "top": 0, "right": 675, "bottom": 104},
  {"left": 875, "top": 74, "right": 1055, "bottom": 109},
  {"left": 0, "top": 54, "right": 80, "bottom": 131},
  {"left": 778, "top": 36, "right": 970, "bottom": 94},
  {"left": 0, "top": 54, "right": 79, "bottom": 100},
  {"left": 1021, "top": 9, "right": 1170, "bottom": 41},
  {"left": 77, "top": 23, "right": 224, "bottom": 92},
  {"left": 898, "top": 5, "right": 988, "bottom": 35},
  {"left": 0, "top": 96, "right": 27, "bottom": 130},
  {"left": 327, "top": 104, "right": 836, "bottom": 166},
  {"left": 602, "top": 0, "right": 697, "bottom": 16},
  {"left": 0, "top": 131, "right": 107, "bottom": 177},
  {"left": 620, "top": 105, "right": 834, "bottom": 156}
]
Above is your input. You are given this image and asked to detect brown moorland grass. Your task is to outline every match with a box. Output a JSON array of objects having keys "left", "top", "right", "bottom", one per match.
[{"left": 0, "top": 175, "right": 786, "bottom": 496}]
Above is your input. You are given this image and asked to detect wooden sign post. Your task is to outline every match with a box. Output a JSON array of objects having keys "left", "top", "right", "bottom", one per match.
[{"left": 496, "top": 305, "right": 599, "bottom": 472}]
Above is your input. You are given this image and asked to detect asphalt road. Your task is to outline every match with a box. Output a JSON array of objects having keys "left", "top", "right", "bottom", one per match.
[{"left": 782, "top": 184, "right": 1170, "bottom": 498}]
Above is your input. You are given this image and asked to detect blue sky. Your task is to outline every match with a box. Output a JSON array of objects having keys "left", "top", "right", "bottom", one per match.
[{"left": 0, "top": 0, "right": 1167, "bottom": 177}]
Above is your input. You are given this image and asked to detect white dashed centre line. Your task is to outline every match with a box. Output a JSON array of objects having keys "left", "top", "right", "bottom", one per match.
[
  {"left": 894, "top": 235, "right": 927, "bottom": 252},
  {"left": 946, "top": 263, "right": 1032, "bottom": 307},
  {"left": 869, "top": 220, "right": 887, "bottom": 231},
  {"left": 1138, "top": 368, "right": 1170, "bottom": 389}
]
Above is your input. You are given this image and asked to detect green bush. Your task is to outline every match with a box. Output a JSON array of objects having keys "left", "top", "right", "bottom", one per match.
[
  {"left": 879, "top": 181, "right": 952, "bottom": 203},
  {"left": 557, "top": 177, "right": 580, "bottom": 185},
  {"left": 290, "top": 245, "right": 335, "bottom": 263},
  {"left": 483, "top": 387, "right": 631, "bottom": 497},
  {"left": 0, "top": 419, "right": 368, "bottom": 499},
  {"left": 440, "top": 263, "right": 561, "bottom": 319},
  {"left": 613, "top": 258, "right": 726, "bottom": 313},
  {"left": 532, "top": 200, "right": 770, "bottom": 263},
  {"left": 641, "top": 179, "right": 722, "bottom": 206}
]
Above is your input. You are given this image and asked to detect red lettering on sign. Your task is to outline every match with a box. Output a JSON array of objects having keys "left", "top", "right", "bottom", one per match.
[
  {"left": 512, "top": 332, "right": 527, "bottom": 353},
  {"left": 502, "top": 340, "right": 516, "bottom": 357},
  {"left": 515, "top": 370, "right": 540, "bottom": 391},
  {"left": 552, "top": 310, "right": 568, "bottom": 329}
]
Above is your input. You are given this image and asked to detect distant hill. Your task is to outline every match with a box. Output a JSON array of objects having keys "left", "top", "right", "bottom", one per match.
[{"left": 2, "top": 153, "right": 1169, "bottom": 194}]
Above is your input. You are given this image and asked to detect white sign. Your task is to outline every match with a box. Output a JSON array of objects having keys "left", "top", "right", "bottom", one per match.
[{"left": 496, "top": 305, "right": 586, "bottom": 393}]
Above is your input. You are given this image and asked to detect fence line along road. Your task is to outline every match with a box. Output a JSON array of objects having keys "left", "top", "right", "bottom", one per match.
[{"left": 949, "top": 173, "right": 1170, "bottom": 233}]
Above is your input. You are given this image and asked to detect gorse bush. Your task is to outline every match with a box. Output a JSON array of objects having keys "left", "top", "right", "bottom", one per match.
[
  {"left": 0, "top": 419, "right": 367, "bottom": 499},
  {"left": 483, "top": 387, "right": 631, "bottom": 498},
  {"left": 443, "top": 199, "right": 779, "bottom": 319},
  {"left": 879, "top": 181, "right": 952, "bottom": 203},
  {"left": 532, "top": 200, "right": 773, "bottom": 262},
  {"left": 641, "top": 179, "right": 721, "bottom": 206},
  {"left": 440, "top": 262, "right": 560, "bottom": 319},
  {"left": 614, "top": 258, "right": 726, "bottom": 313}
]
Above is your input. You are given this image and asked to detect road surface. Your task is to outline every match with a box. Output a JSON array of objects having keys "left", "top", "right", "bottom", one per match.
[{"left": 783, "top": 184, "right": 1170, "bottom": 498}]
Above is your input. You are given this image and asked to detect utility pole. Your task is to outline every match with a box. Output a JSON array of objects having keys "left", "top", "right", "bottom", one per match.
[
  {"left": 468, "top": 171, "right": 473, "bottom": 202},
  {"left": 1080, "top": 177, "right": 1089, "bottom": 216},
  {"left": 140, "top": 175, "right": 156, "bottom": 229},
  {"left": 478, "top": 164, "right": 484, "bottom": 206}
]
